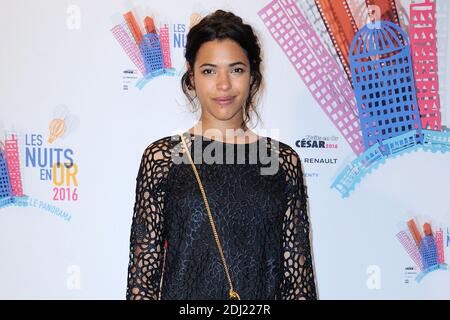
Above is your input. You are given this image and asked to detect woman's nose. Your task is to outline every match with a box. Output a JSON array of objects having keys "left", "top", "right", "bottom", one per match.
[{"left": 216, "top": 71, "right": 231, "bottom": 91}]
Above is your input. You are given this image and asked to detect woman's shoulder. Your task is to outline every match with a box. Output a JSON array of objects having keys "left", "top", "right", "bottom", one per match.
[
  {"left": 145, "top": 134, "right": 182, "bottom": 148},
  {"left": 268, "top": 137, "right": 302, "bottom": 167},
  {"left": 270, "top": 139, "right": 305, "bottom": 193},
  {"left": 140, "top": 134, "right": 182, "bottom": 163}
]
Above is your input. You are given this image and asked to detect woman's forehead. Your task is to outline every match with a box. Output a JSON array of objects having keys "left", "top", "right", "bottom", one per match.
[{"left": 195, "top": 39, "right": 249, "bottom": 65}]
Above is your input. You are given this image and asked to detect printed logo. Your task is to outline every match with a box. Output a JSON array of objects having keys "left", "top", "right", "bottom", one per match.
[
  {"left": 258, "top": 0, "right": 450, "bottom": 197},
  {"left": 396, "top": 218, "right": 448, "bottom": 283},
  {"left": 1, "top": 107, "right": 79, "bottom": 222},
  {"left": 111, "top": 9, "right": 200, "bottom": 90}
]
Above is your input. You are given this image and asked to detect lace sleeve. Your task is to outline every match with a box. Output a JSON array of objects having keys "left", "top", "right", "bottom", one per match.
[
  {"left": 279, "top": 148, "right": 317, "bottom": 300},
  {"left": 126, "top": 140, "right": 171, "bottom": 300}
]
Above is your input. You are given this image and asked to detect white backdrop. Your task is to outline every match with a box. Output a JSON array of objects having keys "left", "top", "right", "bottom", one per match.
[{"left": 1, "top": 0, "right": 449, "bottom": 299}]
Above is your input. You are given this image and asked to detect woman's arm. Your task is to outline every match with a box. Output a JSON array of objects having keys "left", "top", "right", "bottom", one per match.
[
  {"left": 279, "top": 150, "right": 317, "bottom": 300},
  {"left": 126, "top": 143, "right": 168, "bottom": 300}
]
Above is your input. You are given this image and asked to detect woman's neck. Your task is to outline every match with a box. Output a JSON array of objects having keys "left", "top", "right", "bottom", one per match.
[{"left": 188, "top": 120, "right": 258, "bottom": 144}]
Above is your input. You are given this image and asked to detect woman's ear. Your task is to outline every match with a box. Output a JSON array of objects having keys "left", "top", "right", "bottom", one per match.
[
  {"left": 249, "top": 74, "right": 255, "bottom": 88},
  {"left": 188, "top": 68, "right": 195, "bottom": 90}
]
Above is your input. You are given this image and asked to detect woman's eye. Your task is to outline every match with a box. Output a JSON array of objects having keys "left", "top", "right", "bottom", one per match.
[
  {"left": 202, "top": 69, "right": 215, "bottom": 75},
  {"left": 231, "top": 67, "right": 245, "bottom": 73}
]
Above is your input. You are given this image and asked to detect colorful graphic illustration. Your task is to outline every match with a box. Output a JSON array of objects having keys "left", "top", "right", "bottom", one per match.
[
  {"left": 47, "top": 105, "right": 79, "bottom": 144},
  {"left": 111, "top": 10, "right": 176, "bottom": 89},
  {"left": 396, "top": 218, "right": 448, "bottom": 282},
  {"left": 258, "top": 0, "right": 450, "bottom": 197},
  {"left": 258, "top": 0, "right": 364, "bottom": 156},
  {"left": 48, "top": 119, "right": 66, "bottom": 144},
  {"left": 350, "top": 21, "right": 422, "bottom": 149},
  {"left": 0, "top": 134, "right": 26, "bottom": 208},
  {"left": 410, "top": 0, "right": 441, "bottom": 131},
  {"left": 1, "top": 117, "right": 78, "bottom": 222}
]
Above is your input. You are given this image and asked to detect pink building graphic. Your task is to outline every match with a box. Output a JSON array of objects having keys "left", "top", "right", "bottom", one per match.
[
  {"left": 410, "top": 0, "right": 441, "bottom": 131},
  {"left": 4, "top": 135, "right": 23, "bottom": 197},
  {"left": 111, "top": 23, "right": 147, "bottom": 76},
  {"left": 258, "top": 0, "right": 364, "bottom": 155},
  {"left": 160, "top": 24, "right": 172, "bottom": 69},
  {"left": 396, "top": 230, "right": 424, "bottom": 271},
  {"left": 436, "top": 229, "right": 445, "bottom": 265}
]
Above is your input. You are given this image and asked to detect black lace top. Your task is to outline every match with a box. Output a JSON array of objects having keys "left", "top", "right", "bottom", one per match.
[{"left": 126, "top": 132, "right": 316, "bottom": 300}]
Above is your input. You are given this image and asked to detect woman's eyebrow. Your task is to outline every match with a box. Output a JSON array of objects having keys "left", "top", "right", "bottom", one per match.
[
  {"left": 199, "top": 63, "right": 216, "bottom": 68},
  {"left": 199, "top": 61, "right": 248, "bottom": 68},
  {"left": 229, "top": 62, "right": 248, "bottom": 67}
]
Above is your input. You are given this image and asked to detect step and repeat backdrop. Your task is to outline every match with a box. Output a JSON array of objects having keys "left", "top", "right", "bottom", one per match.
[{"left": 1, "top": 0, "right": 449, "bottom": 299}]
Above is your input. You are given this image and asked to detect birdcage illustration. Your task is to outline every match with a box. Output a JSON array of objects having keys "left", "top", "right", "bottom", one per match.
[
  {"left": 350, "top": 20, "right": 422, "bottom": 151},
  {"left": 0, "top": 147, "right": 12, "bottom": 199},
  {"left": 140, "top": 33, "right": 165, "bottom": 76}
]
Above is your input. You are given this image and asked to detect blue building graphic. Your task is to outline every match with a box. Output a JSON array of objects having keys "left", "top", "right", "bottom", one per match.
[
  {"left": 350, "top": 21, "right": 422, "bottom": 150},
  {"left": 140, "top": 33, "right": 165, "bottom": 76},
  {"left": 0, "top": 149, "right": 12, "bottom": 199},
  {"left": 419, "top": 235, "right": 439, "bottom": 270}
]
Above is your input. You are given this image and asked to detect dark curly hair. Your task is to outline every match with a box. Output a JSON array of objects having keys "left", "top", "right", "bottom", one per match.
[{"left": 181, "top": 10, "right": 263, "bottom": 129}]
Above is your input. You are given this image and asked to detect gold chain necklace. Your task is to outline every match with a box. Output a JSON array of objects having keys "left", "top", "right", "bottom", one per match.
[{"left": 179, "top": 133, "right": 241, "bottom": 300}]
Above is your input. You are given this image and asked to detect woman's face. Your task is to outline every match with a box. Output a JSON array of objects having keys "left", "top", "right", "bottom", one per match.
[{"left": 191, "top": 39, "right": 251, "bottom": 126}]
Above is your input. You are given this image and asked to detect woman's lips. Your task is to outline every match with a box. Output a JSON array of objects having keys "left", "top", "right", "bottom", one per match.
[{"left": 213, "top": 96, "right": 235, "bottom": 106}]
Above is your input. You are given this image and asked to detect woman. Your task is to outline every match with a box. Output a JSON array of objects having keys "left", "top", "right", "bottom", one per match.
[{"left": 126, "top": 10, "right": 317, "bottom": 300}]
